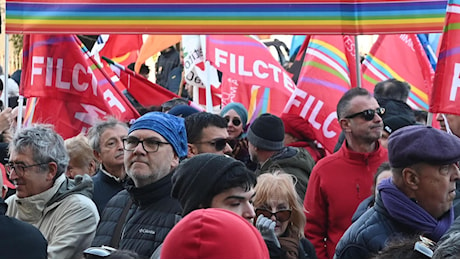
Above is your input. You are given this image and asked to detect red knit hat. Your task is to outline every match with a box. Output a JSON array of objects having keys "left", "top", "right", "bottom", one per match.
[
  {"left": 161, "top": 208, "right": 270, "bottom": 259},
  {"left": 281, "top": 113, "right": 316, "bottom": 141}
]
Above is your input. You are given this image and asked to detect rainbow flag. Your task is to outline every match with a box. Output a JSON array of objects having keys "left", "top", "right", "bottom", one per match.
[
  {"left": 6, "top": 0, "right": 447, "bottom": 34},
  {"left": 361, "top": 34, "right": 434, "bottom": 110},
  {"left": 290, "top": 35, "right": 358, "bottom": 153}
]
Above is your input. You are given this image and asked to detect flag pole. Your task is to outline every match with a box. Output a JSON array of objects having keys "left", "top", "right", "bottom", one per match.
[
  {"left": 354, "top": 35, "right": 362, "bottom": 88},
  {"left": 3, "top": 34, "right": 9, "bottom": 108}
]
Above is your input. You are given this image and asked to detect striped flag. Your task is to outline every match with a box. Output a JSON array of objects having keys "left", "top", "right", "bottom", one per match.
[{"left": 362, "top": 34, "right": 434, "bottom": 111}]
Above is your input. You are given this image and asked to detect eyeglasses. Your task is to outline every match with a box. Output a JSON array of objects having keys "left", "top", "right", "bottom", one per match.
[
  {"left": 224, "top": 116, "right": 242, "bottom": 127},
  {"left": 5, "top": 162, "right": 49, "bottom": 178},
  {"left": 122, "top": 136, "right": 169, "bottom": 153},
  {"left": 195, "top": 138, "right": 228, "bottom": 151},
  {"left": 255, "top": 208, "right": 292, "bottom": 222},
  {"left": 345, "top": 107, "right": 385, "bottom": 121},
  {"left": 83, "top": 246, "right": 117, "bottom": 259}
]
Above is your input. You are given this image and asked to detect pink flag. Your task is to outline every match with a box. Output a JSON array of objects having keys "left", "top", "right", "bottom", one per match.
[{"left": 206, "top": 35, "right": 295, "bottom": 120}]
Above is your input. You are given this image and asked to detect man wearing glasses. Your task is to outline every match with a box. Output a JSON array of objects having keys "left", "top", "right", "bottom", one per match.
[
  {"left": 304, "top": 87, "right": 388, "bottom": 259},
  {"left": 185, "top": 112, "right": 232, "bottom": 157},
  {"left": 5, "top": 125, "right": 99, "bottom": 258},
  {"left": 91, "top": 112, "right": 187, "bottom": 258}
]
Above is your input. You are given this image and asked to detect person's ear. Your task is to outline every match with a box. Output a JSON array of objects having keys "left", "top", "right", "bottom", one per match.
[
  {"left": 339, "top": 118, "right": 352, "bottom": 133},
  {"left": 93, "top": 150, "right": 102, "bottom": 163},
  {"left": 187, "top": 143, "right": 198, "bottom": 158},
  {"left": 46, "top": 162, "right": 58, "bottom": 181},
  {"left": 402, "top": 167, "right": 420, "bottom": 190}
]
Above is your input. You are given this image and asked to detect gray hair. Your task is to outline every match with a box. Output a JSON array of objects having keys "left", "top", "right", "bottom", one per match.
[
  {"left": 9, "top": 124, "right": 69, "bottom": 180},
  {"left": 433, "top": 232, "right": 460, "bottom": 259},
  {"left": 87, "top": 117, "right": 128, "bottom": 153}
]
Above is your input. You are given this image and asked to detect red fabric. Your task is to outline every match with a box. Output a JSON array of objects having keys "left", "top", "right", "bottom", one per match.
[
  {"left": 21, "top": 35, "right": 139, "bottom": 139},
  {"left": 287, "top": 141, "right": 324, "bottom": 163},
  {"left": 112, "top": 64, "right": 180, "bottom": 107},
  {"left": 161, "top": 208, "right": 269, "bottom": 259},
  {"left": 304, "top": 141, "right": 388, "bottom": 258},
  {"left": 281, "top": 113, "right": 316, "bottom": 141},
  {"left": 430, "top": 2, "right": 460, "bottom": 116},
  {"left": 1, "top": 164, "right": 14, "bottom": 189}
]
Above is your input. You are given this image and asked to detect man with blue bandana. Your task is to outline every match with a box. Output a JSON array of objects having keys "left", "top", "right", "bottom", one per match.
[{"left": 91, "top": 112, "right": 188, "bottom": 258}]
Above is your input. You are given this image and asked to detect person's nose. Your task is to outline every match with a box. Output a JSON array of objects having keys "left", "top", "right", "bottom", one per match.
[
  {"left": 243, "top": 202, "right": 256, "bottom": 220},
  {"left": 452, "top": 163, "right": 460, "bottom": 181},
  {"left": 436, "top": 113, "right": 444, "bottom": 122},
  {"left": 223, "top": 143, "right": 233, "bottom": 154}
]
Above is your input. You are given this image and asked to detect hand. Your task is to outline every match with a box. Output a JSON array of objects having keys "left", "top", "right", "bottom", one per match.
[{"left": 256, "top": 214, "right": 280, "bottom": 248}]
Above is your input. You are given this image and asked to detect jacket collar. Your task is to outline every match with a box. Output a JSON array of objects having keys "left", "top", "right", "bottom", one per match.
[{"left": 126, "top": 174, "right": 173, "bottom": 208}]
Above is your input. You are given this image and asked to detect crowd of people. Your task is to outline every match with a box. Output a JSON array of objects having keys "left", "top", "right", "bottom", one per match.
[{"left": 2, "top": 74, "right": 460, "bottom": 259}]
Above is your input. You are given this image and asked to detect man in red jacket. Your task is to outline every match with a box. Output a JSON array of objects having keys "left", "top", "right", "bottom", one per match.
[{"left": 304, "top": 87, "right": 388, "bottom": 258}]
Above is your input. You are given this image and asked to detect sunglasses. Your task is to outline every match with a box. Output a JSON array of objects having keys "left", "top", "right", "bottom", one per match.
[
  {"left": 224, "top": 116, "right": 242, "bottom": 127},
  {"left": 195, "top": 138, "right": 228, "bottom": 151},
  {"left": 255, "top": 208, "right": 292, "bottom": 222},
  {"left": 345, "top": 107, "right": 385, "bottom": 121}
]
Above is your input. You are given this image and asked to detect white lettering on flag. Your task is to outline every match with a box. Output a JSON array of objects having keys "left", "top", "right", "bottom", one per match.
[{"left": 450, "top": 63, "right": 460, "bottom": 101}]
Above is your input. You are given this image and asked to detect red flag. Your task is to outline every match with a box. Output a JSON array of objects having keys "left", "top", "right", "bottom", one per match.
[
  {"left": 430, "top": 0, "right": 460, "bottom": 116},
  {"left": 362, "top": 34, "right": 434, "bottom": 111},
  {"left": 21, "top": 34, "right": 139, "bottom": 138},
  {"left": 285, "top": 35, "right": 358, "bottom": 153},
  {"left": 95, "top": 34, "right": 142, "bottom": 67},
  {"left": 106, "top": 58, "right": 180, "bottom": 107},
  {"left": 206, "top": 35, "right": 295, "bottom": 120}
]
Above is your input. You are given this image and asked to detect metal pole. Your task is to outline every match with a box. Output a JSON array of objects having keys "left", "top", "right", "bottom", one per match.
[
  {"left": 354, "top": 35, "right": 362, "bottom": 88},
  {"left": 3, "top": 34, "right": 9, "bottom": 108}
]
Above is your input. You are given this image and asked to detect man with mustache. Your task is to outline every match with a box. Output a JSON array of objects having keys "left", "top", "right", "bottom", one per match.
[
  {"left": 87, "top": 118, "right": 129, "bottom": 214},
  {"left": 335, "top": 125, "right": 460, "bottom": 258},
  {"left": 91, "top": 112, "right": 187, "bottom": 258},
  {"left": 304, "top": 87, "right": 388, "bottom": 258}
]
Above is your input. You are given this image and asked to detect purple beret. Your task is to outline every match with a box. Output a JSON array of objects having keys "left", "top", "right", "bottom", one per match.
[{"left": 388, "top": 125, "right": 460, "bottom": 168}]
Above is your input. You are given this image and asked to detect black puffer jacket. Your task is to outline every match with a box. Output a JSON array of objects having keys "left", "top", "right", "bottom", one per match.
[
  {"left": 91, "top": 174, "right": 182, "bottom": 258},
  {"left": 334, "top": 194, "right": 417, "bottom": 259}
]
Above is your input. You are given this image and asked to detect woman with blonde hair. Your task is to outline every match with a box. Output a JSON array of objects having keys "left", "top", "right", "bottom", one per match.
[{"left": 253, "top": 170, "right": 317, "bottom": 258}]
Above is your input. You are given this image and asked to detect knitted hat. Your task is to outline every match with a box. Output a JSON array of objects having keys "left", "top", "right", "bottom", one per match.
[
  {"left": 128, "top": 112, "right": 188, "bottom": 158},
  {"left": 247, "top": 113, "right": 284, "bottom": 151},
  {"left": 168, "top": 104, "right": 199, "bottom": 118},
  {"left": 220, "top": 102, "right": 248, "bottom": 129},
  {"left": 388, "top": 125, "right": 460, "bottom": 168},
  {"left": 383, "top": 115, "right": 415, "bottom": 134},
  {"left": 161, "top": 208, "right": 270, "bottom": 259},
  {"left": 172, "top": 153, "right": 249, "bottom": 216},
  {"left": 281, "top": 113, "right": 316, "bottom": 141}
]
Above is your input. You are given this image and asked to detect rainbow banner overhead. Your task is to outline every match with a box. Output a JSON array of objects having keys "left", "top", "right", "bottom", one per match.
[{"left": 6, "top": 0, "right": 448, "bottom": 34}]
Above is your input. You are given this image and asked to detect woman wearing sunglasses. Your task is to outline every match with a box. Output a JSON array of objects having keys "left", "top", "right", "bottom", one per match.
[
  {"left": 253, "top": 171, "right": 317, "bottom": 259},
  {"left": 220, "top": 102, "right": 257, "bottom": 171}
]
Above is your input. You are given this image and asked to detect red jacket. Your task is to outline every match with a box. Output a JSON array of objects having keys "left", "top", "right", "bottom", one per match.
[{"left": 303, "top": 141, "right": 388, "bottom": 259}]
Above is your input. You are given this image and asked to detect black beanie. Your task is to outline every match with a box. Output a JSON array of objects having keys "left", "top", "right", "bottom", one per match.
[
  {"left": 383, "top": 115, "right": 415, "bottom": 134},
  {"left": 171, "top": 154, "right": 247, "bottom": 216},
  {"left": 247, "top": 113, "right": 285, "bottom": 151}
]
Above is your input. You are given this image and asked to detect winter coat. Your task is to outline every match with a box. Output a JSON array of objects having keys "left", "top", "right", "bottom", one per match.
[
  {"left": 6, "top": 174, "right": 99, "bottom": 258},
  {"left": 334, "top": 193, "right": 417, "bottom": 259},
  {"left": 303, "top": 141, "right": 388, "bottom": 259},
  {"left": 0, "top": 197, "right": 48, "bottom": 258},
  {"left": 91, "top": 174, "right": 182, "bottom": 258},
  {"left": 255, "top": 146, "right": 315, "bottom": 200},
  {"left": 92, "top": 167, "right": 125, "bottom": 214}
]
